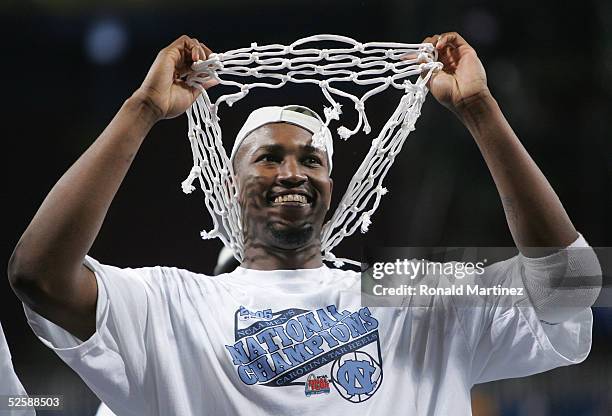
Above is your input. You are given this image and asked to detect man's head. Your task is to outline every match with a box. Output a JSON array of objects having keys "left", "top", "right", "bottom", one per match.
[{"left": 231, "top": 106, "right": 333, "bottom": 253}]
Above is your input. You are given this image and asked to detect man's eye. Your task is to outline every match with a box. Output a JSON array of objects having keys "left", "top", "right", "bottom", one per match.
[
  {"left": 303, "top": 156, "right": 322, "bottom": 166},
  {"left": 256, "top": 154, "right": 281, "bottom": 163}
]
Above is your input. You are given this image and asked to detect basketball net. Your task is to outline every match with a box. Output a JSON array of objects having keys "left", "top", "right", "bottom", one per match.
[{"left": 182, "top": 34, "right": 442, "bottom": 267}]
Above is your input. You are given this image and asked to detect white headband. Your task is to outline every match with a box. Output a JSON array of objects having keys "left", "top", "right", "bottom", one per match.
[{"left": 230, "top": 105, "right": 334, "bottom": 172}]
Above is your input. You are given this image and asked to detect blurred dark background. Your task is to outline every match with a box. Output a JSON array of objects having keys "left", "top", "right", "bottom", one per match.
[{"left": 2, "top": 0, "right": 611, "bottom": 415}]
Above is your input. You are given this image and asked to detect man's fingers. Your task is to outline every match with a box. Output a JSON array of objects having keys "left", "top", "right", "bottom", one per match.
[
  {"left": 190, "top": 38, "right": 206, "bottom": 62},
  {"left": 422, "top": 34, "right": 441, "bottom": 46},
  {"left": 419, "top": 32, "right": 470, "bottom": 52},
  {"left": 190, "top": 38, "right": 200, "bottom": 62},
  {"left": 437, "top": 32, "right": 468, "bottom": 50},
  {"left": 162, "top": 35, "right": 211, "bottom": 64},
  {"left": 201, "top": 43, "right": 214, "bottom": 59}
]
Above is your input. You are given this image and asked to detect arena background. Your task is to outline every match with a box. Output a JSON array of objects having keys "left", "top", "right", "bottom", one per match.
[{"left": 2, "top": 0, "right": 611, "bottom": 414}]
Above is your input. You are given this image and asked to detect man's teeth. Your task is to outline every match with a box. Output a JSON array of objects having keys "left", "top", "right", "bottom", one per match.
[{"left": 273, "top": 194, "right": 308, "bottom": 204}]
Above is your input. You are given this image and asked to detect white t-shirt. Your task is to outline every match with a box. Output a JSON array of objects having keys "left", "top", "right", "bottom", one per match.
[
  {"left": 0, "top": 322, "right": 35, "bottom": 416},
  {"left": 23, "top": 253, "right": 592, "bottom": 416}
]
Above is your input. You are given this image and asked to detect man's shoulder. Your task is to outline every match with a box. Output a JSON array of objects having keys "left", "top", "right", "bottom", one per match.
[{"left": 86, "top": 256, "right": 215, "bottom": 289}]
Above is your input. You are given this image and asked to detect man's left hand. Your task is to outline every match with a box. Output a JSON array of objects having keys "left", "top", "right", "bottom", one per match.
[{"left": 422, "top": 32, "right": 490, "bottom": 114}]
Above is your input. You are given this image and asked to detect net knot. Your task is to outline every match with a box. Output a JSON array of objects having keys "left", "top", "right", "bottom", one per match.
[
  {"left": 200, "top": 229, "right": 218, "bottom": 240},
  {"left": 181, "top": 182, "right": 196, "bottom": 194},
  {"left": 324, "top": 252, "right": 345, "bottom": 268},
  {"left": 181, "top": 166, "right": 202, "bottom": 194},
  {"left": 206, "top": 55, "right": 223, "bottom": 71},
  {"left": 324, "top": 106, "right": 341, "bottom": 121},
  {"left": 403, "top": 81, "right": 416, "bottom": 93},
  {"left": 360, "top": 212, "right": 372, "bottom": 233},
  {"left": 337, "top": 126, "right": 352, "bottom": 140}
]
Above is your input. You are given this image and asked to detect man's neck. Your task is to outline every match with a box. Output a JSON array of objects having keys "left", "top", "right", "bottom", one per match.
[{"left": 241, "top": 243, "right": 323, "bottom": 270}]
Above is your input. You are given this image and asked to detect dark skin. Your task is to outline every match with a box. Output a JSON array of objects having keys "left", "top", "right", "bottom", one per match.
[
  {"left": 8, "top": 32, "right": 577, "bottom": 341},
  {"left": 233, "top": 123, "right": 333, "bottom": 270}
]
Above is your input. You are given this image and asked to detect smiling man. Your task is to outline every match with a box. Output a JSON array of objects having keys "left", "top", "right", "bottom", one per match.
[
  {"left": 231, "top": 106, "right": 334, "bottom": 269},
  {"left": 8, "top": 34, "right": 601, "bottom": 415}
]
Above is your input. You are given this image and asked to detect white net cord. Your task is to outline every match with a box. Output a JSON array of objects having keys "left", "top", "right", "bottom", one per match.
[{"left": 183, "top": 34, "right": 442, "bottom": 266}]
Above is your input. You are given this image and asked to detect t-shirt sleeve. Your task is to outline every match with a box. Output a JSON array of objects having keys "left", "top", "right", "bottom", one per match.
[
  {"left": 0, "top": 323, "right": 36, "bottom": 416},
  {"left": 22, "top": 256, "right": 153, "bottom": 416},
  {"left": 454, "top": 253, "right": 593, "bottom": 386}
]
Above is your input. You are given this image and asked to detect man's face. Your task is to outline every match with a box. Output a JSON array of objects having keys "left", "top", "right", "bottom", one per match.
[{"left": 233, "top": 122, "right": 333, "bottom": 251}]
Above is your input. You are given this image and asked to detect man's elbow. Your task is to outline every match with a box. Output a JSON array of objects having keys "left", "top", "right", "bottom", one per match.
[
  {"left": 7, "top": 243, "right": 55, "bottom": 306},
  {"left": 8, "top": 247, "right": 36, "bottom": 301}
]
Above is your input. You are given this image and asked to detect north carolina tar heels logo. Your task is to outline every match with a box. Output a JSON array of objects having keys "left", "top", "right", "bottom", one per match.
[
  {"left": 225, "top": 305, "right": 384, "bottom": 404},
  {"left": 331, "top": 351, "right": 383, "bottom": 402}
]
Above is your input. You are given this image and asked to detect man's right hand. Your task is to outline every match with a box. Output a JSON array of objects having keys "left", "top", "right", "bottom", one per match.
[{"left": 134, "top": 35, "right": 217, "bottom": 122}]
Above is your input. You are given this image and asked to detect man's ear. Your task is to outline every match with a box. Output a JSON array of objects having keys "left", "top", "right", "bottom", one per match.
[
  {"left": 327, "top": 178, "right": 334, "bottom": 210},
  {"left": 234, "top": 175, "right": 243, "bottom": 204}
]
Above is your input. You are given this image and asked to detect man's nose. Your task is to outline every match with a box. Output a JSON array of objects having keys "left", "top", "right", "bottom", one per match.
[{"left": 277, "top": 158, "right": 307, "bottom": 186}]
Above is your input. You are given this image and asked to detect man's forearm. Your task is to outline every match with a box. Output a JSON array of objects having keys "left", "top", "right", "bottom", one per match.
[
  {"left": 9, "top": 93, "right": 157, "bottom": 284},
  {"left": 456, "top": 91, "right": 577, "bottom": 256}
]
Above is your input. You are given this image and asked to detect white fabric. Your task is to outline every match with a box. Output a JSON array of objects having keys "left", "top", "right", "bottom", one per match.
[
  {"left": 520, "top": 233, "right": 602, "bottom": 324},
  {"left": 95, "top": 403, "right": 116, "bottom": 416},
  {"left": 231, "top": 105, "right": 334, "bottom": 172},
  {"left": 0, "top": 322, "right": 35, "bottom": 416},
  {"left": 23, "top": 252, "right": 593, "bottom": 416},
  {"left": 182, "top": 35, "right": 443, "bottom": 265}
]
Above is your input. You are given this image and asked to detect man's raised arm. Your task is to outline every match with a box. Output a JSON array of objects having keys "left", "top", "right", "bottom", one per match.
[
  {"left": 425, "top": 32, "right": 600, "bottom": 323},
  {"left": 7, "top": 35, "right": 214, "bottom": 341},
  {"left": 425, "top": 32, "right": 578, "bottom": 254}
]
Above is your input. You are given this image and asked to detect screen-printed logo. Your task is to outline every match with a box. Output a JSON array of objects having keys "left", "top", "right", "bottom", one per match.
[
  {"left": 225, "top": 305, "right": 384, "bottom": 403},
  {"left": 305, "top": 374, "right": 330, "bottom": 397}
]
